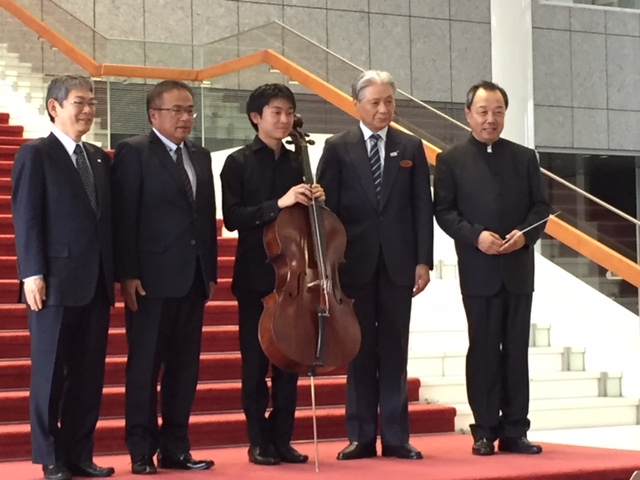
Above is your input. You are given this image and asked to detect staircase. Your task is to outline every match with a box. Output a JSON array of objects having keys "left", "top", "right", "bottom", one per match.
[
  {"left": 407, "top": 256, "right": 640, "bottom": 434},
  {"left": 0, "top": 43, "right": 108, "bottom": 147},
  {"left": 0, "top": 111, "right": 455, "bottom": 461},
  {"left": 540, "top": 176, "right": 639, "bottom": 314}
]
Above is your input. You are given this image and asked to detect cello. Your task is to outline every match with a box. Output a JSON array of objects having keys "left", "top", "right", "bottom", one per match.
[{"left": 258, "top": 115, "right": 361, "bottom": 468}]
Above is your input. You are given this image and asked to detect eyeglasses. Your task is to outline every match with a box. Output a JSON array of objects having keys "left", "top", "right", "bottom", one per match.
[
  {"left": 152, "top": 107, "right": 197, "bottom": 118},
  {"left": 68, "top": 99, "right": 98, "bottom": 109}
]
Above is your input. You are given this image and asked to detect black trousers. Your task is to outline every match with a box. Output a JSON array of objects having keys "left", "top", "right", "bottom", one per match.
[
  {"left": 124, "top": 269, "right": 207, "bottom": 459},
  {"left": 28, "top": 278, "right": 110, "bottom": 466},
  {"left": 235, "top": 288, "right": 298, "bottom": 448},
  {"left": 342, "top": 252, "right": 413, "bottom": 447},
  {"left": 462, "top": 285, "right": 533, "bottom": 442}
]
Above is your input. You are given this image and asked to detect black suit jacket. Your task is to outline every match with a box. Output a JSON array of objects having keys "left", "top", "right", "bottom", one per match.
[
  {"left": 317, "top": 126, "right": 434, "bottom": 287},
  {"left": 434, "top": 135, "right": 551, "bottom": 296},
  {"left": 11, "top": 133, "right": 114, "bottom": 306},
  {"left": 112, "top": 131, "right": 217, "bottom": 298}
]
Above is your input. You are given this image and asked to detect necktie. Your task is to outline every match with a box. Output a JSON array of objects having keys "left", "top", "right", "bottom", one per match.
[
  {"left": 175, "top": 145, "right": 194, "bottom": 203},
  {"left": 73, "top": 144, "right": 97, "bottom": 213},
  {"left": 369, "top": 133, "right": 382, "bottom": 199}
]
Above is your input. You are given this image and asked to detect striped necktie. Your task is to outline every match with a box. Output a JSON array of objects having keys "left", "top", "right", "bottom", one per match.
[
  {"left": 73, "top": 144, "right": 97, "bottom": 213},
  {"left": 369, "top": 133, "right": 382, "bottom": 199}
]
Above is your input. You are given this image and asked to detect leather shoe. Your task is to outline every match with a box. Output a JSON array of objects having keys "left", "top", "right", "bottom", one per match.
[
  {"left": 274, "top": 444, "right": 309, "bottom": 463},
  {"left": 69, "top": 462, "right": 115, "bottom": 477},
  {"left": 336, "top": 441, "right": 377, "bottom": 460},
  {"left": 248, "top": 445, "right": 280, "bottom": 465},
  {"left": 498, "top": 436, "right": 542, "bottom": 454},
  {"left": 158, "top": 452, "right": 214, "bottom": 470},
  {"left": 472, "top": 438, "right": 495, "bottom": 456},
  {"left": 42, "top": 465, "right": 72, "bottom": 480},
  {"left": 381, "top": 443, "right": 423, "bottom": 460},
  {"left": 131, "top": 456, "right": 157, "bottom": 475}
]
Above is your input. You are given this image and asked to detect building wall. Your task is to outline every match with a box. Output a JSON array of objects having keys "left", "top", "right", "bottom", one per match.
[
  {"left": 4, "top": 0, "right": 640, "bottom": 153},
  {"left": 532, "top": 1, "right": 640, "bottom": 152},
  {"left": 4, "top": 0, "right": 492, "bottom": 103}
]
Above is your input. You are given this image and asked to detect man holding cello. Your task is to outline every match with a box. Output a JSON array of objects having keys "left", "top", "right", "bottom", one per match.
[
  {"left": 317, "top": 70, "right": 434, "bottom": 460},
  {"left": 220, "top": 83, "right": 324, "bottom": 466}
]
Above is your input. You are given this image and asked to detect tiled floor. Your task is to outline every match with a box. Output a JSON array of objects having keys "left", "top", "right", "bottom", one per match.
[{"left": 529, "top": 425, "right": 640, "bottom": 451}]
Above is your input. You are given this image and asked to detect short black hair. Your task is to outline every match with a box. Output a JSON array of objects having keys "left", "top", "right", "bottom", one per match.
[
  {"left": 146, "top": 80, "right": 193, "bottom": 123},
  {"left": 246, "top": 83, "right": 296, "bottom": 132},
  {"left": 465, "top": 80, "right": 509, "bottom": 110}
]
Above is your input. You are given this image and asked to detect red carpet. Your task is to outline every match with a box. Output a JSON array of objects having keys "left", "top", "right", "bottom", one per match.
[
  {"left": 0, "top": 112, "right": 455, "bottom": 462},
  {"left": 1, "top": 434, "right": 639, "bottom": 480}
]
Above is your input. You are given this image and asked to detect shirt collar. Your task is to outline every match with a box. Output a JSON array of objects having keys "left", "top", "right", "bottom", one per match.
[
  {"left": 250, "top": 135, "right": 270, "bottom": 152},
  {"left": 153, "top": 127, "right": 184, "bottom": 153},
  {"left": 359, "top": 122, "right": 388, "bottom": 142},
  {"left": 250, "top": 135, "right": 291, "bottom": 157},
  {"left": 469, "top": 133, "right": 503, "bottom": 152},
  {"left": 51, "top": 126, "right": 81, "bottom": 158}
]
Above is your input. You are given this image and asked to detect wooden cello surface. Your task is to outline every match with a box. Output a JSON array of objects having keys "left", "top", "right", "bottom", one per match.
[{"left": 258, "top": 116, "right": 361, "bottom": 374}]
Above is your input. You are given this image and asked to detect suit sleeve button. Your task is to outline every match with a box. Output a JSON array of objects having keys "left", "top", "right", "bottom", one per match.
[{"left": 190, "top": 239, "right": 196, "bottom": 245}]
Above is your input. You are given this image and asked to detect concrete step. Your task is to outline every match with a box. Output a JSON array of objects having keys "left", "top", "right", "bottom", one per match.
[
  {"left": 408, "top": 346, "right": 587, "bottom": 378},
  {"left": 453, "top": 397, "right": 640, "bottom": 432},
  {"left": 409, "top": 328, "right": 469, "bottom": 351},
  {"left": 0, "top": 73, "right": 46, "bottom": 88},
  {"left": 0, "top": 94, "right": 43, "bottom": 109},
  {"left": 419, "top": 371, "right": 622, "bottom": 404},
  {"left": 2, "top": 64, "right": 33, "bottom": 75}
]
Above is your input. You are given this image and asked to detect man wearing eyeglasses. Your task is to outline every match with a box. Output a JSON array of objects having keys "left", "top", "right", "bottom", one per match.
[
  {"left": 112, "top": 80, "right": 217, "bottom": 474},
  {"left": 12, "top": 75, "right": 115, "bottom": 480}
]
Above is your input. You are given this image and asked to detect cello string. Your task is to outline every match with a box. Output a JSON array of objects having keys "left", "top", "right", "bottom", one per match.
[{"left": 309, "top": 200, "right": 330, "bottom": 308}]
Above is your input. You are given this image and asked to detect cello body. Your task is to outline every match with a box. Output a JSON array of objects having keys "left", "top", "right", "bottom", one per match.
[{"left": 258, "top": 117, "right": 361, "bottom": 375}]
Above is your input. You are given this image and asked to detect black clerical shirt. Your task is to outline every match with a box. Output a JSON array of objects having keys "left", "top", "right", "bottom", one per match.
[{"left": 220, "top": 136, "right": 304, "bottom": 293}]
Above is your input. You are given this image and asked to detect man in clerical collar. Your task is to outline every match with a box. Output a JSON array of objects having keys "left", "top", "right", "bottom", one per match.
[{"left": 434, "top": 80, "right": 551, "bottom": 457}]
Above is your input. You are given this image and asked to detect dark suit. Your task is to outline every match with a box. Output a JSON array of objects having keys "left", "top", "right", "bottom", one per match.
[
  {"left": 112, "top": 131, "right": 217, "bottom": 459},
  {"left": 317, "top": 125, "right": 433, "bottom": 447},
  {"left": 11, "top": 133, "right": 114, "bottom": 466},
  {"left": 434, "top": 135, "right": 550, "bottom": 441}
]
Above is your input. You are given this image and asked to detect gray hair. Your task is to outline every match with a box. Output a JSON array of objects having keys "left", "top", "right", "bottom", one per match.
[
  {"left": 351, "top": 70, "right": 396, "bottom": 102},
  {"left": 46, "top": 75, "right": 94, "bottom": 122}
]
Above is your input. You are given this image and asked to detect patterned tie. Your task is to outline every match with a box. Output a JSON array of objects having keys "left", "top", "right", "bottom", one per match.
[
  {"left": 369, "top": 133, "right": 382, "bottom": 199},
  {"left": 175, "top": 145, "right": 194, "bottom": 203},
  {"left": 73, "top": 144, "right": 97, "bottom": 213}
]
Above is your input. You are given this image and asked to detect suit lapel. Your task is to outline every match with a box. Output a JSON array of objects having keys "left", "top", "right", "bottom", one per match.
[
  {"left": 345, "top": 127, "right": 378, "bottom": 210},
  {"left": 149, "top": 131, "right": 192, "bottom": 207},
  {"left": 46, "top": 133, "right": 94, "bottom": 216},
  {"left": 379, "top": 127, "right": 402, "bottom": 211}
]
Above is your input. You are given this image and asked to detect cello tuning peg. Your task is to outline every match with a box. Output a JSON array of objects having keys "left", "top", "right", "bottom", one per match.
[{"left": 307, "top": 139, "right": 316, "bottom": 145}]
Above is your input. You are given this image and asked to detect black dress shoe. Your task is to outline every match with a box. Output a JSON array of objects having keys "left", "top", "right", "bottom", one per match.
[
  {"left": 248, "top": 445, "right": 280, "bottom": 465},
  {"left": 69, "top": 462, "right": 115, "bottom": 477},
  {"left": 42, "top": 465, "right": 72, "bottom": 480},
  {"left": 381, "top": 443, "right": 423, "bottom": 460},
  {"left": 131, "top": 456, "right": 157, "bottom": 475},
  {"left": 273, "top": 444, "right": 309, "bottom": 463},
  {"left": 158, "top": 452, "right": 214, "bottom": 470},
  {"left": 336, "top": 441, "right": 377, "bottom": 460},
  {"left": 498, "top": 436, "right": 543, "bottom": 454},
  {"left": 472, "top": 438, "right": 495, "bottom": 456}
]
